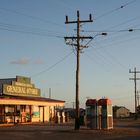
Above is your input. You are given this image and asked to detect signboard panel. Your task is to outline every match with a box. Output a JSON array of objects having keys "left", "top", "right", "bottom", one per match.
[
  {"left": 12, "top": 81, "right": 34, "bottom": 88},
  {"left": 16, "top": 76, "right": 31, "bottom": 84},
  {"left": 3, "top": 84, "right": 40, "bottom": 97}
]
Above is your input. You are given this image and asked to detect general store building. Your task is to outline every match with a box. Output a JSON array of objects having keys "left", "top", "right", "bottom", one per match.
[{"left": 0, "top": 76, "right": 65, "bottom": 124}]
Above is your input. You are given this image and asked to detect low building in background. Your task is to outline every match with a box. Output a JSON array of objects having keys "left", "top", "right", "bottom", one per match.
[
  {"left": 113, "top": 106, "right": 130, "bottom": 118},
  {"left": 0, "top": 75, "right": 65, "bottom": 124}
]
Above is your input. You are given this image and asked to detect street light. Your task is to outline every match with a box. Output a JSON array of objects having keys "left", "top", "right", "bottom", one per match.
[{"left": 84, "top": 32, "right": 107, "bottom": 47}]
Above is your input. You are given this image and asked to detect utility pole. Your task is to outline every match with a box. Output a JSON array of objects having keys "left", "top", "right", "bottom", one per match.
[
  {"left": 64, "top": 11, "right": 93, "bottom": 130},
  {"left": 129, "top": 67, "right": 140, "bottom": 118},
  {"left": 49, "top": 88, "right": 51, "bottom": 98},
  {"left": 137, "top": 91, "right": 140, "bottom": 106},
  {"left": 72, "top": 102, "right": 75, "bottom": 109}
]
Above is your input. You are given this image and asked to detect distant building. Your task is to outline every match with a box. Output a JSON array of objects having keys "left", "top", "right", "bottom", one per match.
[
  {"left": 113, "top": 106, "right": 130, "bottom": 118},
  {"left": 0, "top": 75, "right": 65, "bottom": 124}
]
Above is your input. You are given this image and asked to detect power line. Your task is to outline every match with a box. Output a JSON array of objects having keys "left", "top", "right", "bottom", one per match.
[
  {"left": 31, "top": 51, "right": 73, "bottom": 77},
  {"left": 0, "top": 26, "right": 64, "bottom": 38},
  {"left": 0, "top": 22, "right": 66, "bottom": 35},
  {"left": 56, "top": 0, "right": 75, "bottom": 11},
  {"left": 96, "top": 33, "right": 140, "bottom": 50},
  {"left": 91, "top": 42, "right": 127, "bottom": 71},
  {"left": 84, "top": 50, "right": 115, "bottom": 73},
  {"left": 82, "top": 27, "right": 140, "bottom": 52},
  {"left": 84, "top": 39, "right": 124, "bottom": 73},
  {"left": 95, "top": 0, "right": 137, "bottom": 20},
  {"left": 80, "top": 0, "right": 137, "bottom": 28},
  {"left": 81, "top": 28, "right": 140, "bottom": 33},
  {"left": 106, "top": 15, "right": 140, "bottom": 30},
  {"left": 92, "top": 0, "right": 139, "bottom": 35},
  {"left": 79, "top": 28, "right": 140, "bottom": 56},
  {"left": 83, "top": 32, "right": 140, "bottom": 73},
  {"left": 0, "top": 7, "right": 65, "bottom": 28}
]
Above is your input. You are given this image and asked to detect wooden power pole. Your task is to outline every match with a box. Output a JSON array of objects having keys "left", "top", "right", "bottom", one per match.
[
  {"left": 129, "top": 67, "right": 140, "bottom": 118},
  {"left": 64, "top": 11, "right": 93, "bottom": 130}
]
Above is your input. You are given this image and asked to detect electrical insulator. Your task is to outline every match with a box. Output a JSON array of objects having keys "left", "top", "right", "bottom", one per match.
[
  {"left": 89, "top": 14, "right": 92, "bottom": 21},
  {"left": 66, "top": 16, "right": 68, "bottom": 23}
]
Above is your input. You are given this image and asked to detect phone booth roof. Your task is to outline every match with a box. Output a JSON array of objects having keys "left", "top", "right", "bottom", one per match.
[
  {"left": 98, "top": 98, "right": 112, "bottom": 105},
  {"left": 86, "top": 99, "right": 97, "bottom": 106}
]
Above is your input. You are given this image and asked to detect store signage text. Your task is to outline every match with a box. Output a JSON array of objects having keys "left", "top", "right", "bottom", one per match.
[{"left": 3, "top": 84, "right": 40, "bottom": 97}]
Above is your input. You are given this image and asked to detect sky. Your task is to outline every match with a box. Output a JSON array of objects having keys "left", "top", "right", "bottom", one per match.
[{"left": 0, "top": 0, "right": 140, "bottom": 112}]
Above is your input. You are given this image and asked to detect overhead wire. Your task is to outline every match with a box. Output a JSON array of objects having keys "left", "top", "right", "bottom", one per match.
[
  {"left": 89, "top": 43, "right": 118, "bottom": 67},
  {"left": 0, "top": 0, "right": 138, "bottom": 77},
  {"left": 81, "top": 24, "right": 140, "bottom": 51},
  {"left": 0, "top": 22, "right": 65, "bottom": 38},
  {"left": 105, "top": 15, "right": 140, "bottom": 30},
  {"left": 0, "top": 0, "right": 138, "bottom": 40},
  {"left": 0, "top": 7, "right": 65, "bottom": 29},
  {"left": 0, "top": 22, "right": 66, "bottom": 35},
  {"left": 80, "top": 0, "right": 137, "bottom": 28},
  {"left": 56, "top": 0, "right": 75, "bottom": 11},
  {"left": 109, "top": 35, "right": 140, "bottom": 48},
  {"left": 84, "top": 52, "right": 113, "bottom": 72},
  {"left": 84, "top": 29, "right": 139, "bottom": 50},
  {"left": 0, "top": 27, "right": 64, "bottom": 38},
  {"left": 83, "top": 32, "right": 140, "bottom": 77},
  {"left": 93, "top": 0, "right": 139, "bottom": 41},
  {"left": 31, "top": 51, "right": 73, "bottom": 77},
  {"left": 91, "top": 41, "right": 128, "bottom": 71},
  {"left": 80, "top": 27, "right": 140, "bottom": 33},
  {"left": 81, "top": 28, "right": 135, "bottom": 55},
  {"left": 85, "top": 0, "right": 139, "bottom": 46},
  {"left": 86, "top": 1, "right": 140, "bottom": 48},
  {"left": 95, "top": 0, "right": 137, "bottom": 20},
  {"left": 94, "top": 31, "right": 140, "bottom": 51},
  {"left": 82, "top": 28, "right": 140, "bottom": 73},
  {"left": 83, "top": 41, "right": 117, "bottom": 72}
]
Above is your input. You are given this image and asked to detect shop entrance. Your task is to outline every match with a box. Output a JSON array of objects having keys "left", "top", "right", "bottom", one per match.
[
  {"left": 39, "top": 106, "right": 44, "bottom": 122},
  {"left": 20, "top": 105, "right": 26, "bottom": 123}
]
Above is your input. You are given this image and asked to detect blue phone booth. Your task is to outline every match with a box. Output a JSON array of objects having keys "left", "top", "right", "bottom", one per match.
[{"left": 86, "top": 99, "right": 98, "bottom": 129}]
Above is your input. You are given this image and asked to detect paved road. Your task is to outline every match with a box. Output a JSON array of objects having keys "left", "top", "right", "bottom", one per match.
[{"left": 0, "top": 119, "right": 140, "bottom": 140}]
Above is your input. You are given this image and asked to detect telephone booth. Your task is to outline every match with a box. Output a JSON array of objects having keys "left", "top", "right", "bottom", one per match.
[
  {"left": 86, "top": 99, "right": 98, "bottom": 129},
  {"left": 98, "top": 98, "right": 113, "bottom": 129}
]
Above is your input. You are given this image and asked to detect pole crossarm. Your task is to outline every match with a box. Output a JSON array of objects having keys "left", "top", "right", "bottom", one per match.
[
  {"left": 129, "top": 69, "right": 140, "bottom": 73},
  {"left": 64, "top": 36, "right": 93, "bottom": 40},
  {"left": 129, "top": 78, "right": 140, "bottom": 80},
  {"left": 65, "top": 12, "right": 93, "bottom": 24},
  {"left": 65, "top": 20, "right": 93, "bottom": 24}
]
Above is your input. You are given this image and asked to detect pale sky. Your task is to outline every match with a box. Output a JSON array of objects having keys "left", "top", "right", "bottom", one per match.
[{"left": 0, "top": 0, "right": 140, "bottom": 112}]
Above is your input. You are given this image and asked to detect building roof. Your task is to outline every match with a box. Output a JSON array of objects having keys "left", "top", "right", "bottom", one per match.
[
  {"left": 113, "top": 106, "right": 130, "bottom": 112},
  {"left": 86, "top": 99, "right": 97, "bottom": 105},
  {"left": 98, "top": 98, "right": 112, "bottom": 105},
  {"left": 0, "top": 95, "right": 65, "bottom": 103}
]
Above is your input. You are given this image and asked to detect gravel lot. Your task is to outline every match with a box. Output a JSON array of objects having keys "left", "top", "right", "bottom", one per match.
[{"left": 0, "top": 119, "right": 140, "bottom": 140}]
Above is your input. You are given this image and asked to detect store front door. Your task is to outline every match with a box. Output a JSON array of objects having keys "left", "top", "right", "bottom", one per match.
[{"left": 20, "top": 105, "right": 26, "bottom": 123}]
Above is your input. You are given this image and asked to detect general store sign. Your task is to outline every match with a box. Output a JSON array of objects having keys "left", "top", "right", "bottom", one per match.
[
  {"left": 12, "top": 81, "right": 34, "bottom": 88},
  {"left": 3, "top": 84, "right": 40, "bottom": 97}
]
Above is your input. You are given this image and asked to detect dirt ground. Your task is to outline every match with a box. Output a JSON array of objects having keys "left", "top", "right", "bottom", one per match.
[{"left": 0, "top": 119, "right": 140, "bottom": 140}]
